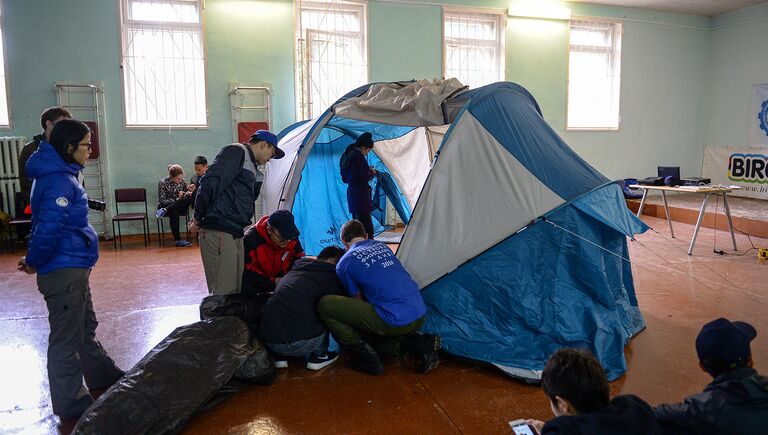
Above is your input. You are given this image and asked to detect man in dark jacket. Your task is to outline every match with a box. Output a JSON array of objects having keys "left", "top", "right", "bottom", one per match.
[
  {"left": 242, "top": 210, "right": 305, "bottom": 295},
  {"left": 260, "top": 246, "right": 346, "bottom": 371},
  {"left": 191, "top": 130, "right": 284, "bottom": 295},
  {"left": 339, "top": 132, "right": 377, "bottom": 239},
  {"left": 524, "top": 348, "right": 661, "bottom": 435},
  {"left": 654, "top": 318, "right": 768, "bottom": 434},
  {"left": 18, "top": 107, "right": 72, "bottom": 204}
]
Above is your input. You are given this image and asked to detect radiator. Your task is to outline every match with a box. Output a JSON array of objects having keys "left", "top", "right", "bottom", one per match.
[{"left": 0, "top": 136, "right": 26, "bottom": 217}]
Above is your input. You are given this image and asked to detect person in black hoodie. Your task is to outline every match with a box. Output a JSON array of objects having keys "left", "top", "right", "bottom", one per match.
[
  {"left": 259, "top": 246, "right": 346, "bottom": 371},
  {"left": 654, "top": 318, "right": 768, "bottom": 435},
  {"left": 523, "top": 348, "right": 661, "bottom": 435},
  {"left": 339, "top": 132, "right": 377, "bottom": 239}
]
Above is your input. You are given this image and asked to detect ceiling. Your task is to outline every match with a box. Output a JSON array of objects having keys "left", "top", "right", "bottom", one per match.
[{"left": 568, "top": 0, "right": 766, "bottom": 16}]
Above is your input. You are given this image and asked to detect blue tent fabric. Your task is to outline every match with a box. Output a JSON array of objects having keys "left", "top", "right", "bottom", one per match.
[
  {"left": 421, "top": 184, "right": 646, "bottom": 381},
  {"left": 278, "top": 81, "right": 648, "bottom": 380},
  {"left": 464, "top": 83, "right": 609, "bottom": 200},
  {"left": 293, "top": 124, "right": 413, "bottom": 255}
]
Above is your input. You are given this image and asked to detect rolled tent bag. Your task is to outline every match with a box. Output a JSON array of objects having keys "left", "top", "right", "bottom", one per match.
[{"left": 73, "top": 316, "right": 274, "bottom": 434}]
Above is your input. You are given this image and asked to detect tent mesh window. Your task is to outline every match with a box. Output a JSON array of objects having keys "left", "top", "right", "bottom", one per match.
[
  {"left": 443, "top": 8, "right": 505, "bottom": 89},
  {"left": 119, "top": 0, "right": 207, "bottom": 127},
  {"left": 567, "top": 19, "right": 623, "bottom": 130},
  {"left": 294, "top": 0, "right": 369, "bottom": 120}
]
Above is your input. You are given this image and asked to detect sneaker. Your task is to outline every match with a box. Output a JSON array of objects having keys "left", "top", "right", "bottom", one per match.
[
  {"left": 273, "top": 359, "right": 288, "bottom": 369},
  {"left": 405, "top": 333, "right": 442, "bottom": 374},
  {"left": 175, "top": 239, "right": 192, "bottom": 247},
  {"left": 306, "top": 351, "right": 339, "bottom": 371},
  {"left": 155, "top": 208, "right": 167, "bottom": 218},
  {"left": 347, "top": 342, "right": 384, "bottom": 375}
]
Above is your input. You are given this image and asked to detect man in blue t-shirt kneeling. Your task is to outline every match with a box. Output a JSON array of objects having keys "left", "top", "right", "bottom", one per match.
[{"left": 318, "top": 219, "right": 441, "bottom": 375}]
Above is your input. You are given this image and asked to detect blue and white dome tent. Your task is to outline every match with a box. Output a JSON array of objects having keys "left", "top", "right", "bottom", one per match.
[{"left": 262, "top": 79, "right": 649, "bottom": 381}]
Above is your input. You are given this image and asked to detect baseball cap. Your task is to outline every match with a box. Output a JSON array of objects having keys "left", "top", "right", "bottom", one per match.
[
  {"left": 250, "top": 130, "right": 285, "bottom": 159},
  {"left": 696, "top": 318, "right": 757, "bottom": 371},
  {"left": 268, "top": 210, "right": 300, "bottom": 240}
]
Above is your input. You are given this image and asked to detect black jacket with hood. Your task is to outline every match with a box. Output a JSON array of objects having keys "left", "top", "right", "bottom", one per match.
[
  {"left": 194, "top": 143, "right": 259, "bottom": 238},
  {"left": 259, "top": 257, "right": 344, "bottom": 344}
]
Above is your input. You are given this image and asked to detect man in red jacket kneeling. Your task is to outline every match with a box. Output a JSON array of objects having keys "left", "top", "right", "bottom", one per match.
[{"left": 241, "top": 209, "right": 305, "bottom": 296}]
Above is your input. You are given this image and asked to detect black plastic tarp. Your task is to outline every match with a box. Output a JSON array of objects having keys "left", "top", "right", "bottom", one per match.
[{"left": 73, "top": 316, "right": 274, "bottom": 434}]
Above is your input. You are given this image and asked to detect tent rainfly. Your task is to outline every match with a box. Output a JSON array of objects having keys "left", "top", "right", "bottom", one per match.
[{"left": 262, "top": 79, "right": 648, "bottom": 381}]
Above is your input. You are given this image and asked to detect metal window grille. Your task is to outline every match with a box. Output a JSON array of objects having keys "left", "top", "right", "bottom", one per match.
[
  {"left": 119, "top": 0, "right": 207, "bottom": 127},
  {"left": 443, "top": 8, "right": 505, "bottom": 89},
  {"left": 567, "top": 19, "right": 623, "bottom": 130},
  {"left": 295, "top": 0, "right": 368, "bottom": 120}
]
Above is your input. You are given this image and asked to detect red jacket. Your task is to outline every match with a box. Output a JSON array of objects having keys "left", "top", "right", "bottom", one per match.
[{"left": 241, "top": 216, "right": 305, "bottom": 295}]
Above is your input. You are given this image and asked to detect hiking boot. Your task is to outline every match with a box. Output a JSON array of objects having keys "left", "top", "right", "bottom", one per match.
[
  {"left": 175, "top": 239, "right": 192, "bottom": 247},
  {"left": 403, "top": 333, "right": 441, "bottom": 374},
  {"left": 306, "top": 351, "right": 339, "bottom": 371},
  {"left": 347, "top": 342, "right": 384, "bottom": 375}
]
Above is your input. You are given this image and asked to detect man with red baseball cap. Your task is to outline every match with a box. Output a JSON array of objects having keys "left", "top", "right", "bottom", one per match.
[{"left": 654, "top": 318, "right": 768, "bottom": 434}]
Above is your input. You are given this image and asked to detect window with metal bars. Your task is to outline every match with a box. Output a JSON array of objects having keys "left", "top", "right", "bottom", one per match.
[
  {"left": 295, "top": 0, "right": 368, "bottom": 120},
  {"left": 119, "top": 0, "right": 207, "bottom": 127},
  {"left": 443, "top": 8, "right": 505, "bottom": 90},
  {"left": 567, "top": 19, "right": 623, "bottom": 130},
  {"left": 0, "top": 1, "right": 11, "bottom": 128}
]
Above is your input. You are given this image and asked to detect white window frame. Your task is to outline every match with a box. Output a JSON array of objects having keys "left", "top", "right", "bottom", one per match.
[
  {"left": 0, "top": 0, "right": 12, "bottom": 129},
  {"left": 118, "top": 0, "right": 208, "bottom": 128},
  {"left": 294, "top": 0, "right": 369, "bottom": 120},
  {"left": 442, "top": 7, "right": 506, "bottom": 90},
  {"left": 566, "top": 18, "right": 623, "bottom": 131}
]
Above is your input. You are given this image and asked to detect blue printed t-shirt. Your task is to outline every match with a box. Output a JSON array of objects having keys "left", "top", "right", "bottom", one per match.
[{"left": 336, "top": 239, "right": 426, "bottom": 327}]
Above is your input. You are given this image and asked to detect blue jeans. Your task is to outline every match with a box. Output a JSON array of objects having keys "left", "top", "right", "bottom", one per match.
[{"left": 265, "top": 333, "right": 327, "bottom": 358}]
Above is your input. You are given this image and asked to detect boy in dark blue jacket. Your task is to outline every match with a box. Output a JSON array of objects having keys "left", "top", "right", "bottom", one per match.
[
  {"left": 18, "top": 120, "right": 124, "bottom": 420},
  {"left": 654, "top": 318, "right": 768, "bottom": 434}
]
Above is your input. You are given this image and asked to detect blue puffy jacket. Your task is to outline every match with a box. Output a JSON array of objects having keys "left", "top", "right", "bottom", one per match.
[{"left": 24, "top": 141, "right": 98, "bottom": 274}]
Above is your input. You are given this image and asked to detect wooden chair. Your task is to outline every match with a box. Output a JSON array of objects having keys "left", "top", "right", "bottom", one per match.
[
  {"left": 6, "top": 192, "right": 31, "bottom": 252},
  {"left": 111, "top": 188, "right": 150, "bottom": 249}
]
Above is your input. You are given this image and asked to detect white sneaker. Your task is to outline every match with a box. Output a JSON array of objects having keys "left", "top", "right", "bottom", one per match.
[{"left": 274, "top": 359, "right": 288, "bottom": 369}]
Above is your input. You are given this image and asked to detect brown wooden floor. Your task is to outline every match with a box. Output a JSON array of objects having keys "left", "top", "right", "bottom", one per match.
[{"left": 0, "top": 216, "right": 766, "bottom": 434}]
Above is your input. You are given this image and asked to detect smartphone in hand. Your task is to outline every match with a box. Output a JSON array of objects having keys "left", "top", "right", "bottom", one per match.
[{"left": 509, "top": 419, "right": 537, "bottom": 435}]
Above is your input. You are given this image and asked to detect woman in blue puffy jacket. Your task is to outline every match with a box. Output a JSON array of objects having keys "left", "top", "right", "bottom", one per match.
[{"left": 17, "top": 119, "right": 124, "bottom": 420}]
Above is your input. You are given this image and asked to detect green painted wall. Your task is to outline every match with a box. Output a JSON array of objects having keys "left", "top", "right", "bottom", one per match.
[
  {"left": 707, "top": 4, "right": 768, "bottom": 147},
  {"left": 0, "top": 0, "right": 752, "bottom": 234}
]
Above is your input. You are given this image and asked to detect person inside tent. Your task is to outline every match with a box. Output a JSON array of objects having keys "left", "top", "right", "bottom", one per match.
[
  {"left": 339, "top": 132, "right": 377, "bottom": 239},
  {"left": 522, "top": 348, "right": 660, "bottom": 434},
  {"left": 653, "top": 318, "right": 768, "bottom": 434},
  {"left": 318, "top": 219, "right": 440, "bottom": 376},
  {"left": 156, "top": 164, "right": 194, "bottom": 247},
  {"left": 241, "top": 209, "right": 305, "bottom": 296},
  {"left": 259, "top": 245, "right": 346, "bottom": 371}
]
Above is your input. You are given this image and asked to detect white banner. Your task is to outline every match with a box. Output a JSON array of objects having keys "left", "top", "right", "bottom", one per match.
[
  {"left": 703, "top": 146, "right": 768, "bottom": 200},
  {"left": 749, "top": 84, "right": 768, "bottom": 146}
]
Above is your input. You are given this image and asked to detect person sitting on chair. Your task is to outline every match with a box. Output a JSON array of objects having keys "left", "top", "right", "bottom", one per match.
[{"left": 156, "top": 164, "right": 193, "bottom": 247}]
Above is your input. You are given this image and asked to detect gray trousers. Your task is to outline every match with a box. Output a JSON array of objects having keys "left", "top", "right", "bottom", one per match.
[
  {"left": 37, "top": 268, "right": 123, "bottom": 418},
  {"left": 199, "top": 228, "right": 244, "bottom": 295}
]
